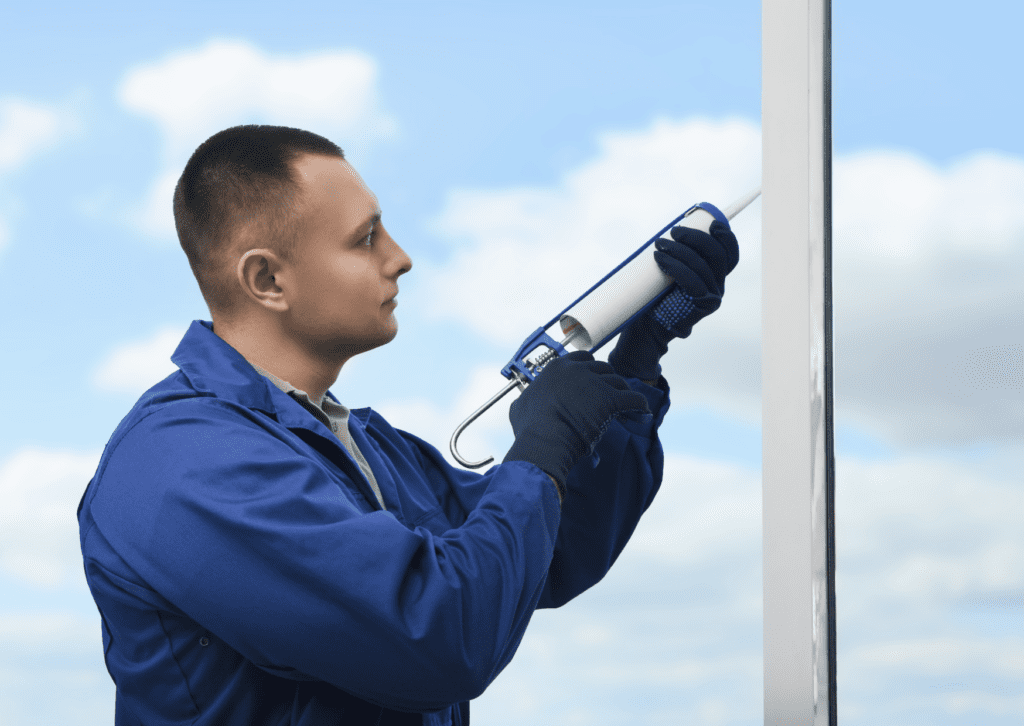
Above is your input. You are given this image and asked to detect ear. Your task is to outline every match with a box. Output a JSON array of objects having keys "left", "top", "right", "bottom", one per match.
[{"left": 235, "top": 249, "right": 289, "bottom": 313}]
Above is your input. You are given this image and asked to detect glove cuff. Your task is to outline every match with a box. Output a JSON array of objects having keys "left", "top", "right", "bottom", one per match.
[{"left": 503, "top": 439, "right": 570, "bottom": 498}]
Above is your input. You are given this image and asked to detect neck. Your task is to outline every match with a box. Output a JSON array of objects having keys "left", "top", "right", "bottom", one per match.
[{"left": 212, "top": 315, "right": 346, "bottom": 404}]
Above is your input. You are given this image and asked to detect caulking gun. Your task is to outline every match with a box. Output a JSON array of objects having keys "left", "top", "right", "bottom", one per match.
[{"left": 449, "top": 185, "right": 762, "bottom": 469}]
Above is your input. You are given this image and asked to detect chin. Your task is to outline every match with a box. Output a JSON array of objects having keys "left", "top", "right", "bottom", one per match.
[{"left": 323, "top": 329, "right": 398, "bottom": 360}]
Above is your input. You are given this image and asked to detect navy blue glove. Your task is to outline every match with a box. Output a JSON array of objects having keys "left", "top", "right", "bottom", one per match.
[
  {"left": 608, "top": 220, "right": 739, "bottom": 382},
  {"left": 503, "top": 350, "right": 651, "bottom": 493}
]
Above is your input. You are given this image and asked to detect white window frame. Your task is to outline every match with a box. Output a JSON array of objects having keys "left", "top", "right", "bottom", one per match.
[{"left": 761, "top": 0, "right": 836, "bottom": 723}]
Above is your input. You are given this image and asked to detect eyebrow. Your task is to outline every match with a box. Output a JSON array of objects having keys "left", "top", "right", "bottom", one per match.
[{"left": 355, "top": 210, "right": 382, "bottom": 236}]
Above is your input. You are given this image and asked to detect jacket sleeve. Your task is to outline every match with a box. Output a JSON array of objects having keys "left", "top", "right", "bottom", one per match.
[
  {"left": 86, "top": 398, "right": 561, "bottom": 713},
  {"left": 536, "top": 374, "right": 671, "bottom": 608}
]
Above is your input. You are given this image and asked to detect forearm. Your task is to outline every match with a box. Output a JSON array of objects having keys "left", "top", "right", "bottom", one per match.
[
  {"left": 537, "top": 375, "right": 670, "bottom": 608},
  {"left": 537, "top": 378, "right": 657, "bottom": 499}
]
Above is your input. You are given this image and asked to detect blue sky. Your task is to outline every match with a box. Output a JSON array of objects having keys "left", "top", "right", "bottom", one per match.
[{"left": 1, "top": 1, "right": 1022, "bottom": 723}]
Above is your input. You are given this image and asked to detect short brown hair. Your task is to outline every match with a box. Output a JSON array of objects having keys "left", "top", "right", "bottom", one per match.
[{"left": 173, "top": 124, "right": 345, "bottom": 317}]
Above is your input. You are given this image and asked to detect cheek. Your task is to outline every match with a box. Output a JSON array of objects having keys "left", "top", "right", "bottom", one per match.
[{"left": 316, "top": 255, "right": 375, "bottom": 303}]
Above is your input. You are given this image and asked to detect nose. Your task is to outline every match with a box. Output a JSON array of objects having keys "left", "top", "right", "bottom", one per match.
[{"left": 384, "top": 228, "right": 413, "bottom": 276}]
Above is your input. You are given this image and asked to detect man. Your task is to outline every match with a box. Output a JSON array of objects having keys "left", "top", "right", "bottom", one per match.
[{"left": 78, "top": 125, "right": 739, "bottom": 725}]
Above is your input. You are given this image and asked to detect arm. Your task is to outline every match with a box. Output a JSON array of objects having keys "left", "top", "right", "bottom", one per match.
[
  {"left": 537, "top": 373, "right": 670, "bottom": 608},
  {"left": 536, "top": 219, "right": 739, "bottom": 604},
  {"left": 86, "top": 400, "right": 561, "bottom": 713}
]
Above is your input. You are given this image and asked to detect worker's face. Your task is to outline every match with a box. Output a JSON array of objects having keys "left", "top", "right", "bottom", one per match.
[{"left": 281, "top": 154, "right": 412, "bottom": 362}]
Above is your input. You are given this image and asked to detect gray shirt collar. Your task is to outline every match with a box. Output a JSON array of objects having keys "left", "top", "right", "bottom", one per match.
[{"left": 247, "top": 361, "right": 349, "bottom": 418}]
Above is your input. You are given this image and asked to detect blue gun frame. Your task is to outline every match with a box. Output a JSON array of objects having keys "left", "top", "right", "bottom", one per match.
[{"left": 449, "top": 200, "right": 732, "bottom": 469}]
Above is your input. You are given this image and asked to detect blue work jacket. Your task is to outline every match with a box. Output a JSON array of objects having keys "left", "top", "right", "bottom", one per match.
[{"left": 78, "top": 320, "right": 670, "bottom": 725}]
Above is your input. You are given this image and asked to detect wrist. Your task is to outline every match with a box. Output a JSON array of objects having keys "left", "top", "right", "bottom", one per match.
[
  {"left": 608, "top": 319, "right": 670, "bottom": 382},
  {"left": 503, "top": 443, "right": 568, "bottom": 504}
]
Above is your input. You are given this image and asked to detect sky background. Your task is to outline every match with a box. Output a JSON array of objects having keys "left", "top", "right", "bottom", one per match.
[{"left": 1, "top": 0, "right": 1022, "bottom": 723}]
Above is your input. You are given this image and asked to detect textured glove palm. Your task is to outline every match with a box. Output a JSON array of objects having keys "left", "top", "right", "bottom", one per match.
[
  {"left": 608, "top": 220, "right": 740, "bottom": 382},
  {"left": 503, "top": 351, "right": 651, "bottom": 490}
]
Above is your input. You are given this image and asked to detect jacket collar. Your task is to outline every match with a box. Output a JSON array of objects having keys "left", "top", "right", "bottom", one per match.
[{"left": 169, "top": 320, "right": 343, "bottom": 432}]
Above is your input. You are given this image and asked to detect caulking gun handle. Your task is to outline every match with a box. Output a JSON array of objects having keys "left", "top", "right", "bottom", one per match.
[{"left": 449, "top": 376, "right": 522, "bottom": 469}]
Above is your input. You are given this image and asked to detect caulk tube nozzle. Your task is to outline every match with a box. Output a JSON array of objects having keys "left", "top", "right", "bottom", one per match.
[{"left": 722, "top": 185, "right": 761, "bottom": 220}]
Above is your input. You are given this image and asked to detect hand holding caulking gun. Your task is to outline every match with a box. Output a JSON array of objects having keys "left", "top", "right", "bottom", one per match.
[{"left": 449, "top": 185, "right": 762, "bottom": 469}]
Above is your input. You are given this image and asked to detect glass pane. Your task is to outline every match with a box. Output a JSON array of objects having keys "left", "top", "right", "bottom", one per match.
[{"left": 832, "top": 1, "right": 1024, "bottom": 724}]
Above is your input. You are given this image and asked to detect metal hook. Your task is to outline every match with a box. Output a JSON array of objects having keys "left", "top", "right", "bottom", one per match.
[{"left": 449, "top": 377, "right": 524, "bottom": 468}]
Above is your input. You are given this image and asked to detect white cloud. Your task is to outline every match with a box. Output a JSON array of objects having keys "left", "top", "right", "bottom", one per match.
[
  {"left": 90, "top": 325, "right": 186, "bottom": 395},
  {"left": 0, "top": 611, "right": 99, "bottom": 657},
  {"left": 0, "top": 214, "right": 9, "bottom": 257},
  {"left": 0, "top": 97, "right": 65, "bottom": 174},
  {"left": 621, "top": 453, "right": 761, "bottom": 567},
  {"left": 850, "top": 636, "right": 1024, "bottom": 678},
  {"left": 0, "top": 448, "right": 101, "bottom": 589},
  {"left": 114, "top": 37, "right": 399, "bottom": 240},
  {"left": 0, "top": 92, "right": 86, "bottom": 260},
  {"left": 829, "top": 148, "right": 1024, "bottom": 448},
  {"left": 0, "top": 666, "right": 113, "bottom": 726},
  {"left": 836, "top": 454, "right": 1024, "bottom": 615},
  {"left": 836, "top": 149, "right": 1024, "bottom": 264},
  {"left": 0, "top": 610, "right": 113, "bottom": 723},
  {"left": 413, "top": 116, "right": 1024, "bottom": 450}
]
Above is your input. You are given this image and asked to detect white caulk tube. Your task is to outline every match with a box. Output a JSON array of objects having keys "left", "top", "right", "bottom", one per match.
[{"left": 558, "top": 186, "right": 761, "bottom": 350}]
